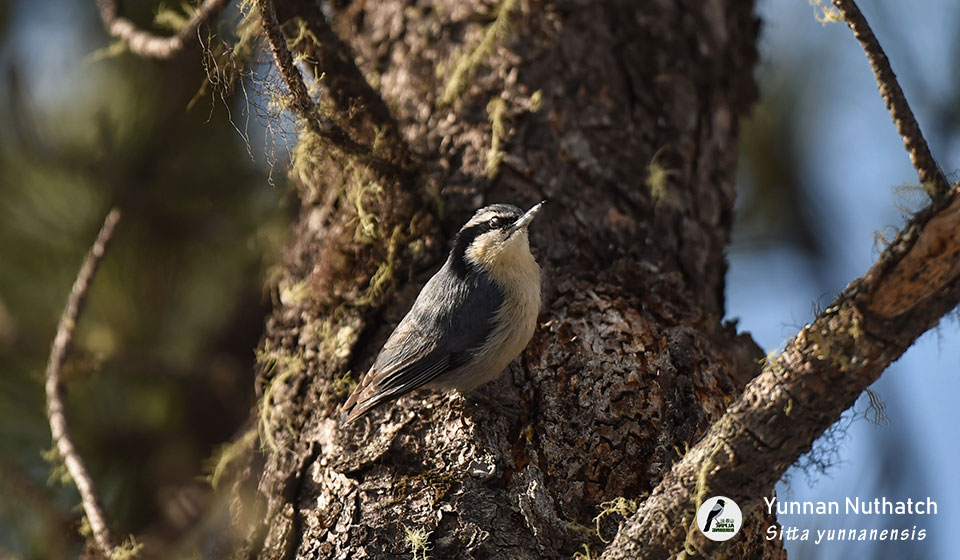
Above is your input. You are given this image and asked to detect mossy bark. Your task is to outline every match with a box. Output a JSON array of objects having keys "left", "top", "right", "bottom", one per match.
[{"left": 231, "top": 1, "right": 785, "bottom": 558}]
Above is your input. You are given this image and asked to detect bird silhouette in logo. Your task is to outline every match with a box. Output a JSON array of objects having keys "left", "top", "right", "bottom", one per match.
[{"left": 703, "top": 499, "right": 726, "bottom": 532}]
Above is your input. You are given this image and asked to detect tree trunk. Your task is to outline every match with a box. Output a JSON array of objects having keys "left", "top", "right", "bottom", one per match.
[{"left": 232, "top": 0, "right": 784, "bottom": 558}]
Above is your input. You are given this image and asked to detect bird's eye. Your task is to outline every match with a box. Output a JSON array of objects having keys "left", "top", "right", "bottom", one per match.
[{"left": 488, "top": 217, "right": 503, "bottom": 229}]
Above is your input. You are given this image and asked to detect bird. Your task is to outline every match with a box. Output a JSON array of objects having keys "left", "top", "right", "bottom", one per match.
[
  {"left": 703, "top": 499, "right": 726, "bottom": 532},
  {"left": 339, "top": 202, "right": 544, "bottom": 425}
]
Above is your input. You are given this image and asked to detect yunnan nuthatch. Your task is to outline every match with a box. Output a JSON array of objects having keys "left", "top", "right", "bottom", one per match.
[{"left": 340, "top": 202, "right": 544, "bottom": 424}]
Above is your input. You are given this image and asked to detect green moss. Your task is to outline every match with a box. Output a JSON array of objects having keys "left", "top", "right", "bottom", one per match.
[
  {"left": 645, "top": 149, "right": 676, "bottom": 207},
  {"left": 353, "top": 225, "right": 404, "bottom": 307},
  {"left": 845, "top": 307, "right": 864, "bottom": 342},
  {"left": 679, "top": 443, "right": 734, "bottom": 559},
  {"left": 77, "top": 522, "right": 144, "bottom": 559},
  {"left": 110, "top": 536, "right": 144, "bottom": 560},
  {"left": 310, "top": 317, "right": 354, "bottom": 360},
  {"left": 267, "top": 90, "right": 294, "bottom": 115},
  {"left": 78, "top": 516, "right": 92, "bottom": 539},
  {"left": 205, "top": 428, "right": 259, "bottom": 490},
  {"left": 439, "top": 0, "right": 517, "bottom": 105},
  {"left": 403, "top": 524, "right": 433, "bottom": 560},
  {"left": 564, "top": 519, "right": 600, "bottom": 559},
  {"left": 154, "top": 2, "right": 192, "bottom": 32},
  {"left": 291, "top": 126, "right": 327, "bottom": 187},
  {"left": 678, "top": 452, "right": 713, "bottom": 558},
  {"left": 85, "top": 41, "right": 129, "bottom": 65},
  {"left": 258, "top": 367, "right": 299, "bottom": 452},
  {"left": 278, "top": 278, "right": 311, "bottom": 306},
  {"left": 486, "top": 97, "right": 508, "bottom": 178},
  {"left": 757, "top": 348, "right": 779, "bottom": 367},
  {"left": 286, "top": 17, "right": 320, "bottom": 51},
  {"left": 348, "top": 178, "right": 385, "bottom": 243},
  {"left": 41, "top": 445, "right": 72, "bottom": 487},
  {"left": 529, "top": 89, "right": 543, "bottom": 112},
  {"left": 256, "top": 344, "right": 306, "bottom": 452},
  {"left": 408, "top": 237, "right": 427, "bottom": 260},
  {"left": 424, "top": 179, "right": 445, "bottom": 217},
  {"left": 564, "top": 519, "right": 595, "bottom": 537},
  {"left": 920, "top": 181, "right": 940, "bottom": 199},
  {"left": 371, "top": 126, "right": 389, "bottom": 159},
  {"left": 809, "top": 0, "right": 842, "bottom": 24},
  {"left": 594, "top": 497, "right": 638, "bottom": 543},
  {"left": 329, "top": 370, "right": 357, "bottom": 399},
  {"left": 573, "top": 544, "right": 594, "bottom": 560},
  {"left": 332, "top": 324, "right": 357, "bottom": 359}
]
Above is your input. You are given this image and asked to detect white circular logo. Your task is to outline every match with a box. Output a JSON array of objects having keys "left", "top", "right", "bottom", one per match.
[{"left": 696, "top": 496, "right": 743, "bottom": 541}]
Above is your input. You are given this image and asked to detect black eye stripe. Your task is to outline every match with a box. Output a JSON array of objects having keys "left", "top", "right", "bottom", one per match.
[
  {"left": 449, "top": 208, "right": 522, "bottom": 275},
  {"left": 485, "top": 214, "right": 517, "bottom": 229},
  {"left": 467, "top": 215, "right": 511, "bottom": 233},
  {"left": 456, "top": 221, "right": 498, "bottom": 247},
  {"left": 451, "top": 215, "right": 514, "bottom": 271}
]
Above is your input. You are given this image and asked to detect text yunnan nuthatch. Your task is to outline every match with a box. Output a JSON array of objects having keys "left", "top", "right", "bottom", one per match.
[{"left": 340, "top": 202, "right": 544, "bottom": 424}]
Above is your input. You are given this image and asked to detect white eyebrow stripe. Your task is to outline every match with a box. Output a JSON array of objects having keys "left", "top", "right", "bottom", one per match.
[
  {"left": 465, "top": 211, "right": 515, "bottom": 228},
  {"left": 465, "top": 212, "right": 497, "bottom": 227}
]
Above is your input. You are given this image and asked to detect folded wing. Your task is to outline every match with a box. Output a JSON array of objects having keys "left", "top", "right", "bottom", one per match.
[{"left": 340, "top": 260, "right": 503, "bottom": 424}]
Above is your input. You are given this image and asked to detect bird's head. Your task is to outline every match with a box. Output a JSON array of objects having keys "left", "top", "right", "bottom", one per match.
[{"left": 452, "top": 202, "right": 544, "bottom": 275}]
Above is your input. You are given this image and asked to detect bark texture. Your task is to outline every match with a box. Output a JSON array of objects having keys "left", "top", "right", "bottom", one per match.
[{"left": 233, "top": 1, "right": 782, "bottom": 558}]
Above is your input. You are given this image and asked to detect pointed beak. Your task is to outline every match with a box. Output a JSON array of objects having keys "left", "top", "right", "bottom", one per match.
[{"left": 510, "top": 201, "right": 545, "bottom": 232}]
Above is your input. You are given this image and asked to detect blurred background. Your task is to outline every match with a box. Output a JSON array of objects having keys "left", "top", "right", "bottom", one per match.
[
  {"left": 0, "top": 1, "right": 289, "bottom": 557},
  {"left": 0, "top": 0, "right": 957, "bottom": 559}
]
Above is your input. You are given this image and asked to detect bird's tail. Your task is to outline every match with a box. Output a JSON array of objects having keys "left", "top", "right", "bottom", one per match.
[{"left": 339, "top": 383, "right": 396, "bottom": 426}]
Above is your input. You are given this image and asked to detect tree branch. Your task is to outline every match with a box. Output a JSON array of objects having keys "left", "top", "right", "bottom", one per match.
[
  {"left": 255, "top": 0, "right": 314, "bottom": 116},
  {"left": 44, "top": 208, "right": 121, "bottom": 557},
  {"left": 96, "top": 0, "right": 230, "bottom": 60},
  {"left": 273, "top": 0, "right": 407, "bottom": 161},
  {"left": 255, "top": 0, "right": 411, "bottom": 180},
  {"left": 599, "top": 185, "right": 960, "bottom": 559},
  {"left": 832, "top": 0, "right": 949, "bottom": 198}
]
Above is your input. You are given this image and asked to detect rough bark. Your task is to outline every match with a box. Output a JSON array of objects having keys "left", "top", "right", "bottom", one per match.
[{"left": 231, "top": 1, "right": 781, "bottom": 558}]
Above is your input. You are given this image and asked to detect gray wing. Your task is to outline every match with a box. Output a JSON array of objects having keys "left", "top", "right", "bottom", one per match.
[{"left": 340, "top": 260, "right": 503, "bottom": 424}]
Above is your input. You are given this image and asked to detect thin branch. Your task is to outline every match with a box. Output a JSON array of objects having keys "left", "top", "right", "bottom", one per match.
[
  {"left": 273, "top": 0, "right": 405, "bottom": 156},
  {"left": 44, "top": 208, "right": 121, "bottom": 557},
  {"left": 96, "top": 0, "right": 230, "bottom": 60},
  {"left": 255, "top": 0, "right": 314, "bottom": 116},
  {"left": 832, "top": 0, "right": 950, "bottom": 198},
  {"left": 599, "top": 185, "right": 960, "bottom": 559},
  {"left": 255, "top": 0, "right": 410, "bottom": 179},
  {"left": 256, "top": 0, "right": 350, "bottom": 140}
]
